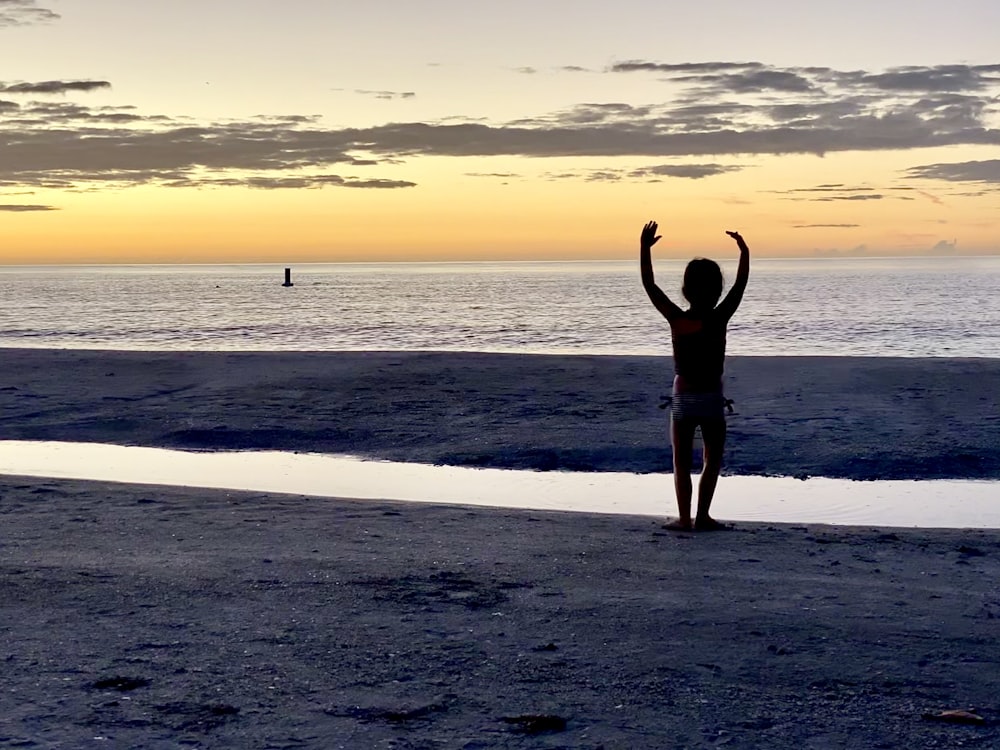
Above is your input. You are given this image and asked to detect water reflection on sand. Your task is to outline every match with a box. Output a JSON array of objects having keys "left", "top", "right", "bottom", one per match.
[{"left": 1, "top": 440, "right": 997, "bottom": 529}]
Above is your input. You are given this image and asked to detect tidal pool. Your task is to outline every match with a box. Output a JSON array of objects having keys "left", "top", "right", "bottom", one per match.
[{"left": 0, "top": 440, "right": 997, "bottom": 529}]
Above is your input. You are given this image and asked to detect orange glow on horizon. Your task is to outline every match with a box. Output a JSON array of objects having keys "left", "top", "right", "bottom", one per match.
[{"left": 2, "top": 150, "right": 997, "bottom": 264}]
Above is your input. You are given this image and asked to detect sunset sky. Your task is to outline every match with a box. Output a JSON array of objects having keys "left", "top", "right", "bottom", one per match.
[{"left": 2, "top": 0, "right": 999, "bottom": 263}]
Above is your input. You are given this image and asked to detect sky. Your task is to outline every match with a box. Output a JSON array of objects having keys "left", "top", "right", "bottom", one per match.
[{"left": 1, "top": 0, "right": 999, "bottom": 264}]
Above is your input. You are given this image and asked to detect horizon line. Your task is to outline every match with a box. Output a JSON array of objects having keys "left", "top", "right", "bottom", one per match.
[{"left": 0, "top": 253, "right": 996, "bottom": 269}]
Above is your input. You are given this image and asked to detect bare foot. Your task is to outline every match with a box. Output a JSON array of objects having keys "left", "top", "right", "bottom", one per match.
[
  {"left": 694, "top": 516, "right": 730, "bottom": 532},
  {"left": 663, "top": 518, "right": 693, "bottom": 531}
]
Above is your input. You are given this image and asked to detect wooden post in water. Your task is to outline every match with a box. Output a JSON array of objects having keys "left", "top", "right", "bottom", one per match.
[{"left": 282, "top": 268, "right": 294, "bottom": 287}]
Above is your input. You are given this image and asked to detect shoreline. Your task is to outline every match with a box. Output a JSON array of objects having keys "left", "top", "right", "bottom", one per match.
[
  {"left": 3, "top": 475, "right": 999, "bottom": 747},
  {"left": 0, "top": 349, "right": 997, "bottom": 481},
  {"left": 3, "top": 441, "right": 1000, "bottom": 530}
]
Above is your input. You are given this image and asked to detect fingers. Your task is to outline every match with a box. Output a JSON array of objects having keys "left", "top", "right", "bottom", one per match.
[{"left": 641, "top": 221, "right": 661, "bottom": 246}]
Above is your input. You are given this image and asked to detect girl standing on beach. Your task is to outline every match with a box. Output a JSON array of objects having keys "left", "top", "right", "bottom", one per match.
[{"left": 640, "top": 221, "right": 750, "bottom": 531}]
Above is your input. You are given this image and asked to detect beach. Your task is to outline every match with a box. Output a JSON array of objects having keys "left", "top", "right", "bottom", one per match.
[
  {"left": 2, "top": 349, "right": 1000, "bottom": 748},
  {"left": 1, "top": 349, "right": 999, "bottom": 480},
  {"left": 2, "top": 477, "right": 999, "bottom": 748}
]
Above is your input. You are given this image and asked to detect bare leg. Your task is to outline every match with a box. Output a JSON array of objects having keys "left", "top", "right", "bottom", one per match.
[
  {"left": 695, "top": 417, "right": 727, "bottom": 530},
  {"left": 668, "top": 417, "right": 697, "bottom": 529}
]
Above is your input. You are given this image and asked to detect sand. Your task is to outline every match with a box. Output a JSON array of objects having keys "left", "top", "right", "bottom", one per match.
[
  {"left": 2, "top": 476, "right": 999, "bottom": 748},
  {"left": 2, "top": 349, "right": 1000, "bottom": 747},
  {"left": 1, "top": 349, "right": 999, "bottom": 479}
]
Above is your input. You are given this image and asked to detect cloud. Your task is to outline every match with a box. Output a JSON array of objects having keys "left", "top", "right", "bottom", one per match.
[
  {"left": 610, "top": 61, "right": 762, "bottom": 74},
  {"left": 509, "top": 102, "right": 655, "bottom": 128},
  {"left": 345, "top": 59, "right": 1000, "bottom": 157},
  {"left": 165, "top": 175, "right": 416, "bottom": 190},
  {"left": 613, "top": 60, "right": 1000, "bottom": 95},
  {"left": 541, "top": 169, "right": 620, "bottom": 183},
  {"left": 0, "top": 99, "right": 409, "bottom": 190},
  {"left": 906, "top": 159, "right": 1000, "bottom": 184},
  {"left": 3, "top": 61, "right": 1000, "bottom": 194},
  {"left": 929, "top": 239, "right": 957, "bottom": 254},
  {"left": 813, "top": 244, "right": 870, "bottom": 257},
  {"left": 510, "top": 65, "right": 601, "bottom": 76},
  {"left": 914, "top": 189, "right": 944, "bottom": 205},
  {"left": 818, "top": 194, "right": 884, "bottom": 201},
  {"left": 513, "top": 65, "right": 595, "bottom": 75},
  {"left": 770, "top": 184, "right": 926, "bottom": 202},
  {"left": 346, "top": 118, "right": 983, "bottom": 159},
  {"left": 703, "top": 69, "right": 818, "bottom": 94},
  {"left": 0, "top": 203, "right": 58, "bottom": 211},
  {"left": 0, "top": 0, "right": 58, "bottom": 26},
  {"left": 352, "top": 89, "right": 415, "bottom": 100},
  {"left": 773, "top": 185, "right": 875, "bottom": 198},
  {"left": 2, "top": 101, "right": 147, "bottom": 125},
  {"left": 465, "top": 172, "right": 521, "bottom": 178},
  {"left": 0, "top": 80, "right": 111, "bottom": 95},
  {"left": 540, "top": 163, "right": 742, "bottom": 183},
  {"left": 793, "top": 223, "right": 861, "bottom": 229},
  {"left": 834, "top": 65, "right": 1000, "bottom": 93},
  {"left": 631, "top": 163, "right": 743, "bottom": 179},
  {"left": 600, "top": 61, "right": 1000, "bottom": 154},
  {"left": 814, "top": 237, "right": 966, "bottom": 257}
]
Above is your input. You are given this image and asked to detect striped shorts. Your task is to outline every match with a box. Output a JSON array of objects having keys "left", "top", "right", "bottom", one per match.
[{"left": 670, "top": 391, "right": 727, "bottom": 422}]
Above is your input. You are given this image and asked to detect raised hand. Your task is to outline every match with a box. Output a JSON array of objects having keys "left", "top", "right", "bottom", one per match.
[
  {"left": 726, "top": 230, "right": 748, "bottom": 252},
  {"left": 641, "top": 221, "right": 661, "bottom": 249}
]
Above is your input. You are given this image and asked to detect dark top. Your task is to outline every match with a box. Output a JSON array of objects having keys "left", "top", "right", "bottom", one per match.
[{"left": 669, "top": 308, "right": 729, "bottom": 388}]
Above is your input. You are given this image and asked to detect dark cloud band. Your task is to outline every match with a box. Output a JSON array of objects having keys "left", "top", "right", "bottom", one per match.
[
  {"left": 0, "top": 80, "right": 111, "bottom": 95},
  {"left": 907, "top": 159, "right": 1000, "bottom": 184},
  {"left": 0, "top": 203, "right": 58, "bottom": 211},
  {"left": 352, "top": 89, "right": 416, "bottom": 100},
  {"left": 0, "top": 0, "right": 59, "bottom": 27},
  {"left": 2, "top": 61, "right": 998, "bottom": 192},
  {"left": 793, "top": 223, "right": 861, "bottom": 229}
]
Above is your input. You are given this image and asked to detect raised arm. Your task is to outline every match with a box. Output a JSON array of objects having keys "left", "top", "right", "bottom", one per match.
[
  {"left": 640, "top": 221, "right": 682, "bottom": 321},
  {"left": 716, "top": 230, "right": 750, "bottom": 319}
]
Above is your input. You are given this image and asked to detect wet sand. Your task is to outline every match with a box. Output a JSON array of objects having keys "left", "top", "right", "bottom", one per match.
[{"left": 1, "top": 348, "right": 998, "bottom": 479}]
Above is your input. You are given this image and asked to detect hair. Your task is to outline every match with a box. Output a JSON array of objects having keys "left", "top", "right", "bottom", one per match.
[{"left": 682, "top": 258, "right": 724, "bottom": 310}]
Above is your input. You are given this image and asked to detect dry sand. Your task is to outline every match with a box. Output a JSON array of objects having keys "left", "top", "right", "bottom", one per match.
[
  {"left": 1, "top": 349, "right": 999, "bottom": 479},
  {"left": 2, "top": 477, "right": 999, "bottom": 748}
]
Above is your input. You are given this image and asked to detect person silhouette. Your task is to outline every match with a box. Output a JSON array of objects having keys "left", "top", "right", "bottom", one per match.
[{"left": 640, "top": 221, "right": 750, "bottom": 530}]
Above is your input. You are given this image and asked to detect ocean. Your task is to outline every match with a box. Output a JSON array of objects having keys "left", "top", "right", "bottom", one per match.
[{"left": 0, "top": 256, "right": 998, "bottom": 357}]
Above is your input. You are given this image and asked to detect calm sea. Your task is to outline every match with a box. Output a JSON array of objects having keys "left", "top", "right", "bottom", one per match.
[{"left": 0, "top": 256, "right": 997, "bottom": 358}]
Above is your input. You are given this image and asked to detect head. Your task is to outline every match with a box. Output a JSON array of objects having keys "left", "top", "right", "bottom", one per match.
[{"left": 682, "top": 258, "right": 724, "bottom": 310}]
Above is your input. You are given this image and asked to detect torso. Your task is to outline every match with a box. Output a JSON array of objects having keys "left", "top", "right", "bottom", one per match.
[{"left": 669, "top": 308, "right": 727, "bottom": 394}]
